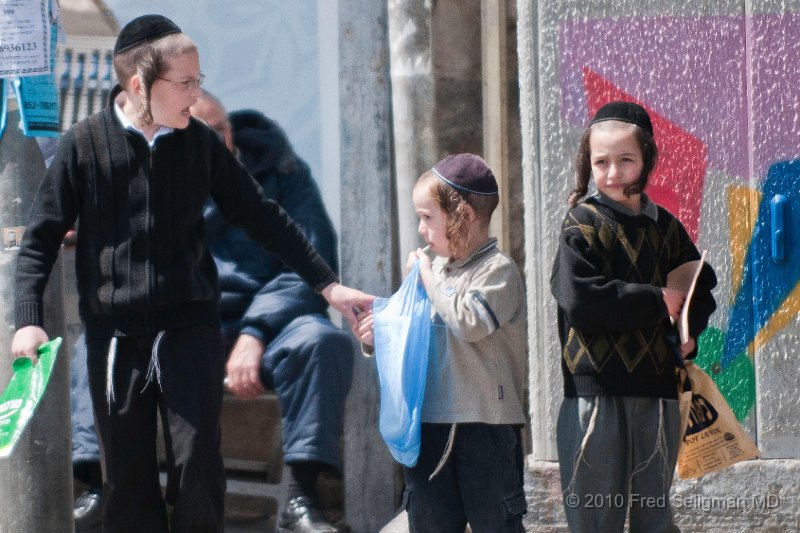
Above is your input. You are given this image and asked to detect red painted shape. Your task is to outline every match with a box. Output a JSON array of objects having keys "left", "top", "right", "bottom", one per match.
[{"left": 582, "top": 67, "right": 707, "bottom": 242}]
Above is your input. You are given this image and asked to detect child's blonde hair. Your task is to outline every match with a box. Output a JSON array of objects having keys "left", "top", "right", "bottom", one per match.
[
  {"left": 113, "top": 33, "right": 197, "bottom": 126},
  {"left": 417, "top": 171, "right": 498, "bottom": 259}
]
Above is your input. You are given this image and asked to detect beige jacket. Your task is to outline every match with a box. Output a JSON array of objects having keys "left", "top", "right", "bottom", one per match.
[{"left": 422, "top": 238, "right": 527, "bottom": 425}]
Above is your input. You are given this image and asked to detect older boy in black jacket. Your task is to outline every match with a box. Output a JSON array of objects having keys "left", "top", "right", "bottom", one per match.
[{"left": 11, "top": 15, "right": 370, "bottom": 533}]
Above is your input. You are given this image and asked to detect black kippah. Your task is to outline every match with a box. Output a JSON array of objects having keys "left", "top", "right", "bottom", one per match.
[
  {"left": 589, "top": 101, "right": 654, "bottom": 136},
  {"left": 114, "top": 14, "right": 181, "bottom": 56}
]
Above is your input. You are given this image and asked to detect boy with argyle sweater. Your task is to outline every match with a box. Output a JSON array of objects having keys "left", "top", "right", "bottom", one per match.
[{"left": 550, "top": 102, "right": 717, "bottom": 533}]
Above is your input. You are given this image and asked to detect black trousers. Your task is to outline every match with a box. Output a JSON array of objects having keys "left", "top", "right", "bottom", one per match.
[
  {"left": 403, "top": 423, "right": 527, "bottom": 533},
  {"left": 86, "top": 325, "right": 226, "bottom": 533}
]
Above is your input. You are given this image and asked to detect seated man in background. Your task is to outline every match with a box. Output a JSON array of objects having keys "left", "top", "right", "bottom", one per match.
[
  {"left": 71, "top": 92, "right": 354, "bottom": 533},
  {"left": 71, "top": 332, "right": 103, "bottom": 532},
  {"left": 194, "top": 92, "right": 354, "bottom": 533}
]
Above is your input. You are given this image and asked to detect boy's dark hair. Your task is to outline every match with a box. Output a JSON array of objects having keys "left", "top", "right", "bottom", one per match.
[
  {"left": 113, "top": 33, "right": 196, "bottom": 126},
  {"left": 569, "top": 121, "right": 659, "bottom": 207},
  {"left": 419, "top": 171, "right": 499, "bottom": 259}
]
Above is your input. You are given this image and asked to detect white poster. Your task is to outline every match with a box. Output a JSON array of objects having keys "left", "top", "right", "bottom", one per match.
[{"left": 0, "top": 0, "right": 50, "bottom": 77}]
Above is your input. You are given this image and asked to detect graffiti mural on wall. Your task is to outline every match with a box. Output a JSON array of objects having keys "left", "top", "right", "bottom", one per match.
[{"left": 558, "top": 15, "right": 800, "bottom": 421}]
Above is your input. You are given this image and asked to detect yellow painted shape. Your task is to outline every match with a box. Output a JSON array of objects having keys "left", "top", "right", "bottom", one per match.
[
  {"left": 750, "top": 281, "right": 800, "bottom": 353},
  {"left": 727, "top": 186, "right": 760, "bottom": 299}
]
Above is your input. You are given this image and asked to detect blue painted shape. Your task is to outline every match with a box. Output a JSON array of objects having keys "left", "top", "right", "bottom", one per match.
[
  {"left": 771, "top": 194, "right": 787, "bottom": 262},
  {"left": 723, "top": 161, "right": 800, "bottom": 367}
]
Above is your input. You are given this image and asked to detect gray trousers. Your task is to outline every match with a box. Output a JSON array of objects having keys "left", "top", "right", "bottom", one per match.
[{"left": 557, "top": 396, "right": 682, "bottom": 533}]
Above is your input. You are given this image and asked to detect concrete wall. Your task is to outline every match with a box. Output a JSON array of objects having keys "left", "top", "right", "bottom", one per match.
[
  {"left": 339, "top": 2, "right": 402, "bottom": 530},
  {"left": 518, "top": 0, "right": 800, "bottom": 529},
  {"left": 433, "top": 0, "right": 525, "bottom": 268}
]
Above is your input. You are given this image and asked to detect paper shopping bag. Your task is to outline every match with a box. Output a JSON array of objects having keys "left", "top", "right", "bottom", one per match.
[{"left": 676, "top": 361, "right": 759, "bottom": 479}]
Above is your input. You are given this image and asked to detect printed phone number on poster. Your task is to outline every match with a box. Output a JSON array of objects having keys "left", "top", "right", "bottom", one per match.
[
  {"left": 0, "top": 42, "right": 37, "bottom": 54},
  {"left": 22, "top": 100, "right": 56, "bottom": 110}
]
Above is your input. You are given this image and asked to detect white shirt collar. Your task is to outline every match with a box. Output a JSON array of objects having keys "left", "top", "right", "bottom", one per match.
[{"left": 114, "top": 103, "right": 173, "bottom": 148}]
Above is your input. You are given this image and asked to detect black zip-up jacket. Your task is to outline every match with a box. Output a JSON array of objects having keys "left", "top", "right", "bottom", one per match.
[{"left": 15, "top": 102, "right": 337, "bottom": 340}]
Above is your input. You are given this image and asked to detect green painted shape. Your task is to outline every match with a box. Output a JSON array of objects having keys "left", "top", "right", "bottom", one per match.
[{"left": 694, "top": 327, "right": 755, "bottom": 421}]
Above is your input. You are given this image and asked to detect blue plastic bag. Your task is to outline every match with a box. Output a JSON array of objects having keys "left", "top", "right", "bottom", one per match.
[{"left": 373, "top": 261, "right": 431, "bottom": 467}]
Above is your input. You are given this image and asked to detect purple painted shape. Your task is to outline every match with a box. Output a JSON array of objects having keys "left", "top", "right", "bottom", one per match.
[
  {"left": 749, "top": 15, "right": 800, "bottom": 179},
  {"left": 560, "top": 16, "right": 748, "bottom": 179}
]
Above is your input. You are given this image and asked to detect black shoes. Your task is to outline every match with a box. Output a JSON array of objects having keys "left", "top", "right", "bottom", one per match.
[
  {"left": 277, "top": 495, "right": 339, "bottom": 533},
  {"left": 74, "top": 488, "right": 102, "bottom": 531}
]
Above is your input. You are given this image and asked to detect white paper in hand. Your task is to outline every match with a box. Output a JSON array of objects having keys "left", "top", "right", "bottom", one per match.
[{"left": 667, "top": 250, "right": 708, "bottom": 344}]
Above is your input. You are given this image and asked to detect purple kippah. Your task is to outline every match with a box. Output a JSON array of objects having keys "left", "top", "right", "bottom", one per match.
[
  {"left": 432, "top": 153, "right": 498, "bottom": 196},
  {"left": 114, "top": 14, "right": 181, "bottom": 56},
  {"left": 589, "top": 101, "right": 654, "bottom": 136}
]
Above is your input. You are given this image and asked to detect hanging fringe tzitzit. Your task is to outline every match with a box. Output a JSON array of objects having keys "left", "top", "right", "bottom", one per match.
[
  {"left": 105, "top": 337, "right": 118, "bottom": 413},
  {"left": 429, "top": 423, "right": 458, "bottom": 481},
  {"left": 564, "top": 397, "right": 599, "bottom": 498},
  {"left": 629, "top": 398, "right": 670, "bottom": 494},
  {"left": 142, "top": 330, "right": 166, "bottom": 393}
]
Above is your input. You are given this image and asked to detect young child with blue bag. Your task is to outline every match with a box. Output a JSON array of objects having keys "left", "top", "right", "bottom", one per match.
[{"left": 358, "top": 153, "right": 528, "bottom": 532}]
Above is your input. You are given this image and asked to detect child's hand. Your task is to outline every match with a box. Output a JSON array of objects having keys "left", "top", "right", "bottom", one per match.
[
  {"left": 356, "top": 307, "right": 374, "bottom": 347},
  {"left": 661, "top": 288, "right": 686, "bottom": 320},
  {"left": 679, "top": 337, "right": 696, "bottom": 359},
  {"left": 405, "top": 251, "right": 418, "bottom": 275},
  {"left": 321, "top": 282, "right": 376, "bottom": 335},
  {"left": 11, "top": 325, "right": 49, "bottom": 365},
  {"left": 405, "top": 247, "right": 432, "bottom": 275},
  {"left": 415, "top": 247, "right": 432, "bottom": 272}
]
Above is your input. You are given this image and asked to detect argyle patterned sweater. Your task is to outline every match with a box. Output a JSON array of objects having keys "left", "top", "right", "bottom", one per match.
[{"left": 550, "top": 198, "right": 717, "bottom": 398}]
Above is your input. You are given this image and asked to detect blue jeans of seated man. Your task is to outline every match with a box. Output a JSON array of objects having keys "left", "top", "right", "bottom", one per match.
[
  {"left": 71, "top": 334, "right": 100, "bottom": 466},
  {"left": 403, "top": 423, "right": 527, "bottom": 533},
  {"left": 223, "top": 314, "right": 354, "bottom": 471}
]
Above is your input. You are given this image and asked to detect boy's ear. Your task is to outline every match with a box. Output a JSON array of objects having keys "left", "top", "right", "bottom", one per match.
[
  {"left": 128, "top": 74, "right": 144, "bottom": 97},
  {"left": 464, "top": 204, "right": 479, "bottom": 223}
]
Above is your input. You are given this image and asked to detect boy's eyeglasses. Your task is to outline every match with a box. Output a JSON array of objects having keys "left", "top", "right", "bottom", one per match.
[{"left": 157, "top": 73, "right": 205, "bottom": 90}]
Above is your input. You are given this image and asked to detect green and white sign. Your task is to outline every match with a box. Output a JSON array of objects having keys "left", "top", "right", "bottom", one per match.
[{"left": 0, "top": 337, "right": 62, "bottom": 458}]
